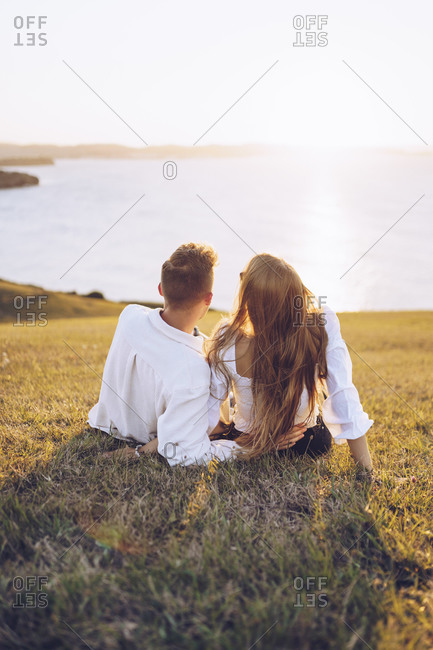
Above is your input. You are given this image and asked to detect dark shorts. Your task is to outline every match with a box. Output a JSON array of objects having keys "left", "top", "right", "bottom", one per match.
[{"left": 220, "top": 416, "right": 332, "bottom": 458}]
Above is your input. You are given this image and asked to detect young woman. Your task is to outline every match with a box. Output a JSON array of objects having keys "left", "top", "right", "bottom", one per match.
[{"left": 206, "top": 254, "right": 373, "bottom": 469}]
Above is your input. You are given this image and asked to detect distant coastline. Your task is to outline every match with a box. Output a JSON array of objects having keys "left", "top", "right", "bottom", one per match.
[
  {"left": 0, "top": 170, "right": 39, "bottom": 189},
  {"left": 0, "top": 143, "right": 274, "bottom": 160},
  {"left": 0, "top": 143, "right": 430, "bottom": 161},
  {"left": 0, "top": 157, "right": 54, "bottom": 166}
]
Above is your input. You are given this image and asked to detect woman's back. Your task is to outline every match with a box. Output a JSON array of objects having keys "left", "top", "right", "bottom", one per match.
[
  {"left": 233, "top": 335, "right": 253, "bottom": 378},
  {"left": 220, "top": 334, "right": 318, "bottom": 434},
  {"left": 207, "top": 254, "right": 373, "bottom": 458}
]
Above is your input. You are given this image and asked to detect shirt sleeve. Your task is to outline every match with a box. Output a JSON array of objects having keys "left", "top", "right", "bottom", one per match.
[
  {"left": 321, "top": 307, "right": 373, "bottom": 445},
  {"left": 157, "top": 384, "right": 240, "bottom": 466}
]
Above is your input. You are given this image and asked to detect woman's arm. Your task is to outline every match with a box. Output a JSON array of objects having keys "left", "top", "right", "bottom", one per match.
[
  {"left": 347, "top": 435, "right": 373, "bottom": 470},
  {"left": 321, "top": 307, "right": 374, "bottom": 467}
]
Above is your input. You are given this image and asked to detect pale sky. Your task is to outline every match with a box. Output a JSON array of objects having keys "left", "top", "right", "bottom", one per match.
[{"left": 1, "top": 0, "right": 432, "bottom": 149}]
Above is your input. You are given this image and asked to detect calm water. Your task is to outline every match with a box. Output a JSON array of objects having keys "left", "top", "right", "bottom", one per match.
[{"left": 1, "top": 148, "right": 432, "bottom": 311}]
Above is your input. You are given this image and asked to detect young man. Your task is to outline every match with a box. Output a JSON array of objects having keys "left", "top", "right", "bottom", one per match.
[{"left": 88, "top": 242, "right": 241, "bottom": 466}]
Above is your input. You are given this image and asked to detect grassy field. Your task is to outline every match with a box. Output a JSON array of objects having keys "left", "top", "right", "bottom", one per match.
[{"left": 0, "top": 309, "right": 432, "bottom": 649}]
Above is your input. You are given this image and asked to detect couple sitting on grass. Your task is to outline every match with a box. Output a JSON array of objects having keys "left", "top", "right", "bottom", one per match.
[{"left": 89, "top": 242, "right": 373, "bottom": 470}]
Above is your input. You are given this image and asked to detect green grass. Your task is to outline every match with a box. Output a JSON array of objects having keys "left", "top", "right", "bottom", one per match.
[{"left": 0, "top": 311, "right": 432, "bottom": 649}]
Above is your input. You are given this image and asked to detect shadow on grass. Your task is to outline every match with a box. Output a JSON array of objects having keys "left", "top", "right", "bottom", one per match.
[{"left": 1, "top": 428, "right": 432, "bottom": 649}]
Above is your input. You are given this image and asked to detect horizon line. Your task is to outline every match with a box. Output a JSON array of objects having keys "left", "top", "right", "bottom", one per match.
[{"left": 0, "top": 141, "right": 430, "bottom": 152}]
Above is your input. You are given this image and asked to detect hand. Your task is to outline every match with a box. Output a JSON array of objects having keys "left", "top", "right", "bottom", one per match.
[
  {"left": 102, "top": 446, "right": 139, "bottom": 461},
  {"left": 354, "top": 464, "right": 376, "bottom": 482},
  {"left": 275, "top": 425, "right": 307, "bottom": 451},
  {"left": 139, "top": 437, "right": 159, "bottom": 454},
  {"left": 102, "top": 438, "right": 158, "bottom": 460},
  {"left": 209, "top": 420, "right": 230, "bottom": 440}
]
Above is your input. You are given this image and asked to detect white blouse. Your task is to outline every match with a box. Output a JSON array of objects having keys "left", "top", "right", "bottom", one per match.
[{"left": 210, "top": 305, "right": 373, "bottom": 444}]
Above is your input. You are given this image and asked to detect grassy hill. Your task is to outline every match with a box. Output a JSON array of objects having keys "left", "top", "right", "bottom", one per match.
[
  {"left": 0, "top": 310, "right": 432, "bottom": 648},
  {"left": 0, "top": 279, "right": 227, "bottom": 327},
  {"left": 0, "top": 278, "right": 158, "bottom": 323}
]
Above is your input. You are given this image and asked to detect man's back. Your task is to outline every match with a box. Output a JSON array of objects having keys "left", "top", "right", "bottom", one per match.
[
  {"left": 89, "top": 303, "right": 209, "bottom": 440},
  {"left": 88, "top": 304, "right": 238, "bottom": 465}
]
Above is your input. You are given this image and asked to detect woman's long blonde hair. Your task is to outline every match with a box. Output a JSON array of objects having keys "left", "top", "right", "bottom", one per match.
[{"left": 206, "top": 254, "right": 328, "bottom": 458}]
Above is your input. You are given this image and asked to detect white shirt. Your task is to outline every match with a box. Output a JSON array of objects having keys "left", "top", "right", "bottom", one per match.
[
  {"left": 88, "top": 305, "right": 239, "bottom": 466},
  {"left": 210, "top": 305, "right": 373, "bottom": 445}
]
